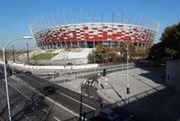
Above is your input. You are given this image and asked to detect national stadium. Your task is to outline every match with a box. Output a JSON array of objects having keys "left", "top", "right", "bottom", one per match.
[
  {"left": 29, "top": 12, "right": 159, "bottom": 64},
  {"left": 30, "top": 12, "right": 159, "bottom": 50}
]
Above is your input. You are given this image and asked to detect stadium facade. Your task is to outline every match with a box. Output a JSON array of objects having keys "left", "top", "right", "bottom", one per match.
[{"left": 30, "top": 12, "right": 159, "bottom": 50}]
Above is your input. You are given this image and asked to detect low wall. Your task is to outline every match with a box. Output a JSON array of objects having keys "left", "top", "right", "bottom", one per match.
[
  {"left": 35, "top": 58, "right": 88, "bottom": 65},
  {"left": 0, "top": 61, "right": 98, "bottom": 74},
  {"left": 166, "top": 59, "right": 180, "bottom": 91}
]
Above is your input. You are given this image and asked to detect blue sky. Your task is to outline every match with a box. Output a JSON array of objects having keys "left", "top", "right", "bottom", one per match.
[{"left": 0, "top": 0, "right": 179, "bottom": 49}]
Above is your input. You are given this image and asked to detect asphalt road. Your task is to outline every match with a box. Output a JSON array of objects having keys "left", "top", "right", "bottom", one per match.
[
  {"left": 0, "top": 63, "right": 136, "bottom": 121},
  {"left": 0, "top": 65, "right": 90, "bottom": 120},
  {"left": 16, "top": 74, "right": 101, "bottom": 112},
  {"left": 0, "top": 63, "right": 103, "bottom": 120},
  {"left": 0, "top": 77, "right": 78, "bottom": 121}
]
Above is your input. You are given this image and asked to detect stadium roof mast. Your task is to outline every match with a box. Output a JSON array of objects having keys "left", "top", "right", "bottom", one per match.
[
  {"left": 49, "top": 12, "right": 57, "bottom": 49},
  {"left": 81, "top": 9, "right": 88, "bottom": 48},
  {"left": 42, "top": 14, "right": 52, "bottom": 50},
  {"left": 37, "top": 16, "right": 42, "bottom": 33},
  {"left": 33, "top": 19, "right": 38, "bottom": 34},
  {"left": 150, "top": 19, "right": 154, "bottom": 29},
  {"left": 58, "top": 12, "right": 67, "bottom": 49},
  {"left": 62, "top": 10, "right": 67, "bottom": 48},
  {"left": 29, "top": 23, "right": 37, "bottom": 49},
  {"left": 134, "top": 16, "right": 140, "bottom": 26},
  {"left": 120, "top": 12, "right": 125, "bottom": 24},
  {"left": 101, "top": 11, "right": 108, "bottom": 64},
  {"left": 64, "top": 11, "right": 70, "bottom": 48},
  {"left": 111, "top": 11, "right": 115, "bottom": 48},
  {"left": 91, "top": 9, "right": 96, "bottom": 49},
  {"left": 64, "top": 10, "right": 73, "bottom": 49},
  {"left": 50, "top": 12, "right": 56, "bottom": 28},
  {"left": 73, "top": 10, "right": 80, "bottom": 48},
  {"left": 90, "top": 9, "right": 96, "bottom": 64},
  {"left": 53, "top": 12, "right": 62, "bottom": 48}
]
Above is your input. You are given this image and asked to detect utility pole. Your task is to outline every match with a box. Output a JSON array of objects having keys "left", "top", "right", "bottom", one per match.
[
  {"left": 12, "top": 45, "right": 15, "bottom": 63},
  {"left": 126, "top": 43, "right": 130, "bottom": 104},
  {"left": 91, "top": 10, "right": 96, "bottom": 64},
  {"left": 26, "top": 43, "right": 29, "bottom": 65},
  {"left": 0, "top": 36, "right": 33, "bottom": 121},
  {"left": 11, "top": 45, "right": 15, "bottom": 76},
  {"left": 111, "top": 11, "right": 115, "bottom": 48}
]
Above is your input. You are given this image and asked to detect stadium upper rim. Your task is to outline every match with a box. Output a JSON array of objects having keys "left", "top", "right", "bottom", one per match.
[{"left": 29, "top": 12, "right": 160, "bottom": 49}]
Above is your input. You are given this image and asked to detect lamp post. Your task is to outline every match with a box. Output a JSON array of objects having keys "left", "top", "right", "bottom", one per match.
[
  {"left": 0, "top": 36, "right": 33, "bottom": 121},
  {"left": 126, "top": 43, "right": 130, "bottom": 104}
]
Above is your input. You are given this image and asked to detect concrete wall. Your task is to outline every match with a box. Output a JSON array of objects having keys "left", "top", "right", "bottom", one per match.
[
  {"left": 166, "top": 59, "right": 180, "bottom": 91},
  {"left": 51, "top": 48, "right": 92, "bottom": 61},
  {"left": 35, "top": 58, "right": 88, "bottom": 65}
]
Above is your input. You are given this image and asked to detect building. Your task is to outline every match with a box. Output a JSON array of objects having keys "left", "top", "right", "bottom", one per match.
[
  {"left": 30, "top": 12, "right": 159, "bottom": 50},
  {"left": 166, "top": 59, "right": 180, "bottom": 92}
]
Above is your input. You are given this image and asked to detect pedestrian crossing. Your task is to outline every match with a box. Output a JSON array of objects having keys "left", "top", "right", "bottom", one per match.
[{"left": 82, "top": 79, "right": 96, "bottom": 87}]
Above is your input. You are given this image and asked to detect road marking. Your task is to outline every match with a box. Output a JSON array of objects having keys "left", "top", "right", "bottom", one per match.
[
  {"left": 45, "top": 96, "right": 79, "bottom": 117},
  {"left": 58, "top": 90, "right": 95, "bottom": 110},
  {"left": 92, "top": 82, "right": 95, "bottom": 87},
  {"left": 8, "top": 82, "right": 31, "bottom": 100},
  {"left": 0, "top": 85, "right": 6, "bottom": 95},
  {"left": 53, "top": 116, "right": 61, "bottom": 121},
  {"left": 83, "top": 80, "right": 86, "bottom": 84},
  {"left": 16, "top": 75, "right": 79, "bottom": 117},
  {"left": 22, "top": 74, "right": 96, "bottom": 111},
  {"left": 42, "top": 109, "right": 48, "bottom": 113}
]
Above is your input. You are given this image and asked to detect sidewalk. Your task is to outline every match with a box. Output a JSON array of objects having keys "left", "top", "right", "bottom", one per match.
[
  {"left": 59, "top": 78, "right": 85, "bottom": 93},
  {"left": 96, "top": 67, "right": 165, "bottom": 103},
  {"left": 96, "top": 66, "right": 180, "bottom": 121}
]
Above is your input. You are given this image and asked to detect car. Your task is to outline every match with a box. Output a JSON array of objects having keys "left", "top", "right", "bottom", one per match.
[
  {"left": 43, "top": 85, "right": 55, "bottom": 95},
  {"left": 67, "top": 63, "right": 73, "bottom": 65},
  {"left": 24, "top": 71, "right": 32, "bottom": 75},
  {"left": 99, "top": 108, "right": 119, "bottom": 121}
]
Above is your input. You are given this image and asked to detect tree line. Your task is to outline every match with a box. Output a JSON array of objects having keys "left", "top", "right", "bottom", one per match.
[
  {"left": 148, "top": 22, "right": 180, "bottom": 60},
  {"left": 88, "top": 43, "right": 148, "bottom": 64},
  {"left": 88, "top": 22, "right": 180, "bottom": 64}
]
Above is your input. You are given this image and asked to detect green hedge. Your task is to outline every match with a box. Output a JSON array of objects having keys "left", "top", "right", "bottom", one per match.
[{"left": 31, "top": 53, "right": 57, "bottom": 60}]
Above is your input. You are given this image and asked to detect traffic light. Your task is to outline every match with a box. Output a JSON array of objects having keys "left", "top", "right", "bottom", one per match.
[
  {"left": 127, "top": 87, "right": 130, "bottom": 94},
  {"left": 100, "top": 84, "right": 104, "bottom": 89},
  {"left": 102, "top": 69, "right": 106, "bottom": 76}
]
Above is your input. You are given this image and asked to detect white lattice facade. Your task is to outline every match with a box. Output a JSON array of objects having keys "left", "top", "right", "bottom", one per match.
[{"left": 33, "top": 23, "right": 157, "bottom": 49}]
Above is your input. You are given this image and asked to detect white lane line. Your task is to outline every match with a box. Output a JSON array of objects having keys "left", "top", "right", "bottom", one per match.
[
  {"left": 45, "top": 96, "right": 79, "bottom": 117},
  {"left": 42, "top": 109, "right": 48, "bottom": 113},
  {"left": 53, "top": 116, "right": 62, "bottom": 121},
  {"left": 8, "top": 82, "right": 31, "bottom": 100},
  {"left": 0, "top": 80, "right": 30, "bottom": 100},
  {"left": 0, "top": 85, "right": 6, "bottom": 95},
  {"left": 89, "top": 96, "right": 95, "bottom": 99},
  {"left": 16, "top": 75, "right": 79, "bottom": 117},
  {"left": 23, "top": 75, "right": 96, "bottom": 110},
  {"left": 92, "top": 82, "right": 95, "bottom": 87},
  {"left": 56, "top": 90, "right": 96, "bottom": 110},
  {"left": 83, "top": 79, "right": 87, "bottom": 84}
]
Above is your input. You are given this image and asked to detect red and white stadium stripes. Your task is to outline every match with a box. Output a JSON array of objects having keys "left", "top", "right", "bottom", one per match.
[{"left": 33, "top": 23, "right": 157, "bottom": 49}]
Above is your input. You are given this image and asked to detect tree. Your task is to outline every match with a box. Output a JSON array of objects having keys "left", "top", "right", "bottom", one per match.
[
  {"left": 88, "top": 42, "right": 136, "bottom": 64},
  {"left": 88, "top": 45, "right": 111, "bottom": 64},
  {"left": 148, "top": 22, "right": 180, "bottom": 60},
  {"left": 148, "top": 43, "right": 165, "bottom": 60}
]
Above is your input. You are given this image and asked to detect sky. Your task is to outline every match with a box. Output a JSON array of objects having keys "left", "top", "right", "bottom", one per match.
[{"left": 0, "top": 0, "right": 179, "bottom": 49}]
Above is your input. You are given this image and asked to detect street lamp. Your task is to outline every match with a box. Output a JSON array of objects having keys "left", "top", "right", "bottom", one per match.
[
  {"left": 0, "top": 36, "right": 33, "bottom": 121},
  {"left": 126, "top": 42, "right": 130, "bottom": 104}
]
